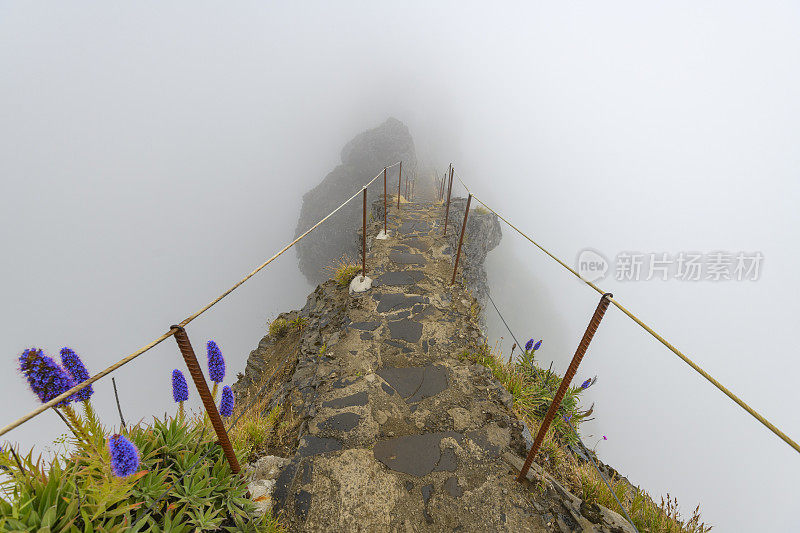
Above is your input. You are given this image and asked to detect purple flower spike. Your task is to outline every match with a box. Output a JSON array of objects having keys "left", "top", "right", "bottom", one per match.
[
  {"left": 60, "top": 347, "right": 93, "bottom": 401},
  {"left": 206, "top": 340, "right": 225, "bottom": 383},
  {"left": 108, "top": 434, "right": 139, "bottom": 477},
  {"left": 172, "top": 369, "right": 189, "bottom": 402},
  {"left": 525, "top": 339, "right": 534, "bottom": 351},
  {"left": 603, "top": 435, "right": 608, "bottom": 441},
  {"left": 533, "top": 340, "right": 542, "bottom": 351},
  {"left": 18, "top": 348, "right": 75, "bottom": 407},
  {"left": 219, "top": 385, "right": 234, "bottom": 417},
  {"left": 580, "top": 376, "right": 597, "bottom": 390}
]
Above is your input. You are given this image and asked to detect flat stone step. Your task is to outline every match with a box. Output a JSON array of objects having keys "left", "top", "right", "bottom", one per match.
[
  {"left": 374, "top": 270, "right": 426, "bottom": 286},
  {"left": 377, "top": 365, "right": 448, "bottom": 403},
  {"left": 373, "top": 431, "right": 462, "bottom": 477}
]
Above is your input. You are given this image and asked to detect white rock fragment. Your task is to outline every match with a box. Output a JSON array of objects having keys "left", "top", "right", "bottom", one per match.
[
  {"left": 349, "top": 274, "right": 373, "bottom": 294},
  {"left": 251, "top": 455, "right": 290, "bottom": 481},
  {"left": 246, "top": 455, "right": 289, "bottom": 517},
  {"left": 248, "top": 479, "right": 277, "bottom": 517},
  {"left": 376, "top": 230, "right": 390, "bottom": 240}
]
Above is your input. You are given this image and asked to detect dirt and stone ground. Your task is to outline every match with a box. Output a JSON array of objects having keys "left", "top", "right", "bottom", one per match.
[{"left": 234, "top": 193, "right": 634, "bottom": 533}]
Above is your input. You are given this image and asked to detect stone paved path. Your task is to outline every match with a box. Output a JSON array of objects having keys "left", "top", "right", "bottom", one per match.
[{"left": 246, "top": 196, "right": 634, "bottom": 533}]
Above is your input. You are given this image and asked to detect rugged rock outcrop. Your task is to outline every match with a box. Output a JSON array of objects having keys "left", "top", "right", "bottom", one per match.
[
  {"left": 294, "top": 118, "right": 417, "bottom": 285},
  {"left": 235, "top": 197, "right": 635, "bottom": 532},
  {"left": 444, "top": 197, "right": 502, "bottom": 305}
]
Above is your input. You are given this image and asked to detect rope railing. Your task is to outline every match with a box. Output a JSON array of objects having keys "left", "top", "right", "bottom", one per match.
[
  {"left": 0, "top": 165, "right": 395, "bottom": 439},
  {"left": 447, "top": 166, "right": 800, "bottom": 456}
]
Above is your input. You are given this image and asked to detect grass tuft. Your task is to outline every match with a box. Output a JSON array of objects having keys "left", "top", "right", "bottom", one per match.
[
  {"left": 461, "top": 341, "right": 711, "bottom": 533},
  {"left": 324, "top": 254, "right": 362, "bottom": 288},
  {"left": 268, "top": 318, "right": 289, "bottom": 339},
  {"left": 288, "top": 316, "right": 308, "bottom": 332}
]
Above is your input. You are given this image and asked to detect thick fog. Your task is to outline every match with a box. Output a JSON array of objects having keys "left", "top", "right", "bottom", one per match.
[{"left": 2, "top": 2, "right": 799, "bottom": 531}]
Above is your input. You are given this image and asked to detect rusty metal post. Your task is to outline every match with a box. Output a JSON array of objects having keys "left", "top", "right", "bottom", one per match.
[
  {"left": 171, "top": 325, "right": 240, "bottom": 474},
  {"left": 383, "top": 167, "right": 387, "bottom": 235},
  {"left": 397, "top": 161, "right": 402, "bottom": 209},
  {"left": 451, "top": 194, "right": 472, "bottom": 285},
  {"left": 442, "top": 165, "right": 454, "bottom": 236},
  {"left": 362, "top": 186, "right": 367, "bottom": 277},
  {"left": 516, "top": 293, "right": 613, "bottom": 482}
]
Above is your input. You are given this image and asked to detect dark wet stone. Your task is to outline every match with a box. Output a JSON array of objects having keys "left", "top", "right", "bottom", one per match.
[
  {"left": 422, "top": 484, "right": 434, "bottom": 524},
  {"left": 377, "top": 367, "right": 425, "bottom": 397},
  {"left": 331, "top": 376, "right": 357, "bottom": 389},
  {"left": 404, "top": 480, "right": 415, "bottom": 492},
  {"left": 384, "top": 339, "right": 413, "bottom": 353},
  {"left": 298, "top": 435, "right": 343, "bottom": 457},
  {"left": 444, "top": 477, "right": 463, "bottom": 498},
  {"left": 381, "top": 382, "right": 395, "bottom": 395},
  {"left": 377, "top": 365, "right": 449, "bottom": 403},
  {"left": 323, "top": 391, "right": 368, "bottom": 409},
  {"left": 407, "top": 366, "right": 448, "bottom": 403},
  {"left": 295, "top": 490, "right": 312, "bottom": 521},
  {"left": 300, "top": 460, "right": 314, "bottom": 484},
  {"left": 428, "top": 339, "right": 436, "bottom": 346},
  {"left": 415, "top": 305, "right": 436, "bottom": 320},
  {"left": 375, "top": 270, "right": 425, "bottom": 287},
  {"left": 349, "top": 321, "right": 382, "bottom": 331},
  {"left": 390, "top": 310, "right": 411, "bottom": 320},
  {"left": 388, "top": 319, "right": 423, "bottom": 343},
  {"left": 389, "top": 251, "right": 426, "bottom": 265},
  {"left": 465, "top": 429, "right": 501, "bottom": 458},
  {"left": 400, "top": 220, "right": 431, "bottom": 234},
  {"left": 272, "top": 458, "right": 299, "bottom": 512},
  {"left": 402, "top": 238, "right": 430, "bottom": 251},
  {"left": 374, "top": 293, "right": 426, "bottom": 313},
  {"left": 373, "top": 432, "right": 461, "bottom": 477},
  {"left": 318, "top": 412, "right": 361, "bottom": 433},
  {"left": 422, "top": 340, "right": 428, "bottom": 353},
  {"left": 443, "top": 247, "right": 452, "bottom": 255},
  {"left": 360, "top": 332, "right": 374, "bottom": 340},
  {"left": 434, "top": 448, "right": 458, "bottom": 472}
]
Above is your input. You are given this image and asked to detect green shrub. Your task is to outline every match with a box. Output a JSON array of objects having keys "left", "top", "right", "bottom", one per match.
[
  {"left": 324, "top": 254, "right": 362, "bottom": 288},
  {"left": 462, "top": 342, "right": 711, "bottom": 533},
  {"left": 268, "top": 318, "right": 289, "bottom": 338},
  {"left": 0, "top": 412, "right": 285, "bottom": 531},
  {"left": 288, "top": 316, "right": 308, "bottom": 332}
]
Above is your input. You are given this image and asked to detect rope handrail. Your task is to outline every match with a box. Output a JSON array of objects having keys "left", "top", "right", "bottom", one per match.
[
  {"left": 448, "top": 173, "right": 799, "bottom": 456},
  {"left": 0, "top": 165, "right": 394, "bottom": 439}
]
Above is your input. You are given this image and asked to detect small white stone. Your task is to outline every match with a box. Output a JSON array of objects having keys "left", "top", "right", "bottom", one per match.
[
  {"left": 248, "top": 479, "right": 277, "bottom": 517},
  {"left": 376, "top": 230, "right": 390, "bottom": 240},
  {"left": 349, "top": 275, "right": 373, "bottom": 294},
  {"left": 251, "top": 455, "right": 290, "bottom": 481}
]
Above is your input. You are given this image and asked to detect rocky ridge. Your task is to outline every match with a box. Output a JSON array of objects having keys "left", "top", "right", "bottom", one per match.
[
  {"left": 294, "top": 118, "right": 417, "bottom": 285},
  {"left": 235, "top": 194, "right": 634, "bottom": 532}
]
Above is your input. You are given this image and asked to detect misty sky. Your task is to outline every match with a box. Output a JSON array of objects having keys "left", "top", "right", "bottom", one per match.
[{"left": 2, "top": 3, "right": 799, "bottom": 531}]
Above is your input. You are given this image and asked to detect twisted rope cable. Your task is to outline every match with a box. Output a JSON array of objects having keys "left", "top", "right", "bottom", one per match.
[
  {"left": 486, "top": 292, "right": 639, "bottom": 531},
  {"left": 446, "top": 175, "right": 800, "bottom": 456},
  {"left": 0, "top": 165, "right": 394, "bottom": 438}
]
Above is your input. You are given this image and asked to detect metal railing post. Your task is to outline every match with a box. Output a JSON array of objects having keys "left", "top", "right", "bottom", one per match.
[
  {"left": 517, "top": 292, "right": 613, "bottom": 482},
  {"left": 443, "top": 165, "right": 454, "bottom": 236},
  {"left": 171, "top": 325, "right": 240, "bottom": 474},
  {"left": 362, "top": 186, "right": 367, "bottom": 277},
  {"left": 383, "top": 167, "right": 387, "bottom": 234},
  {"left": 451, "top": 194, "right": 472, "bottom": 285},
  {"left": 397, "top": 161, "right": 402, "bottom": 209}
]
